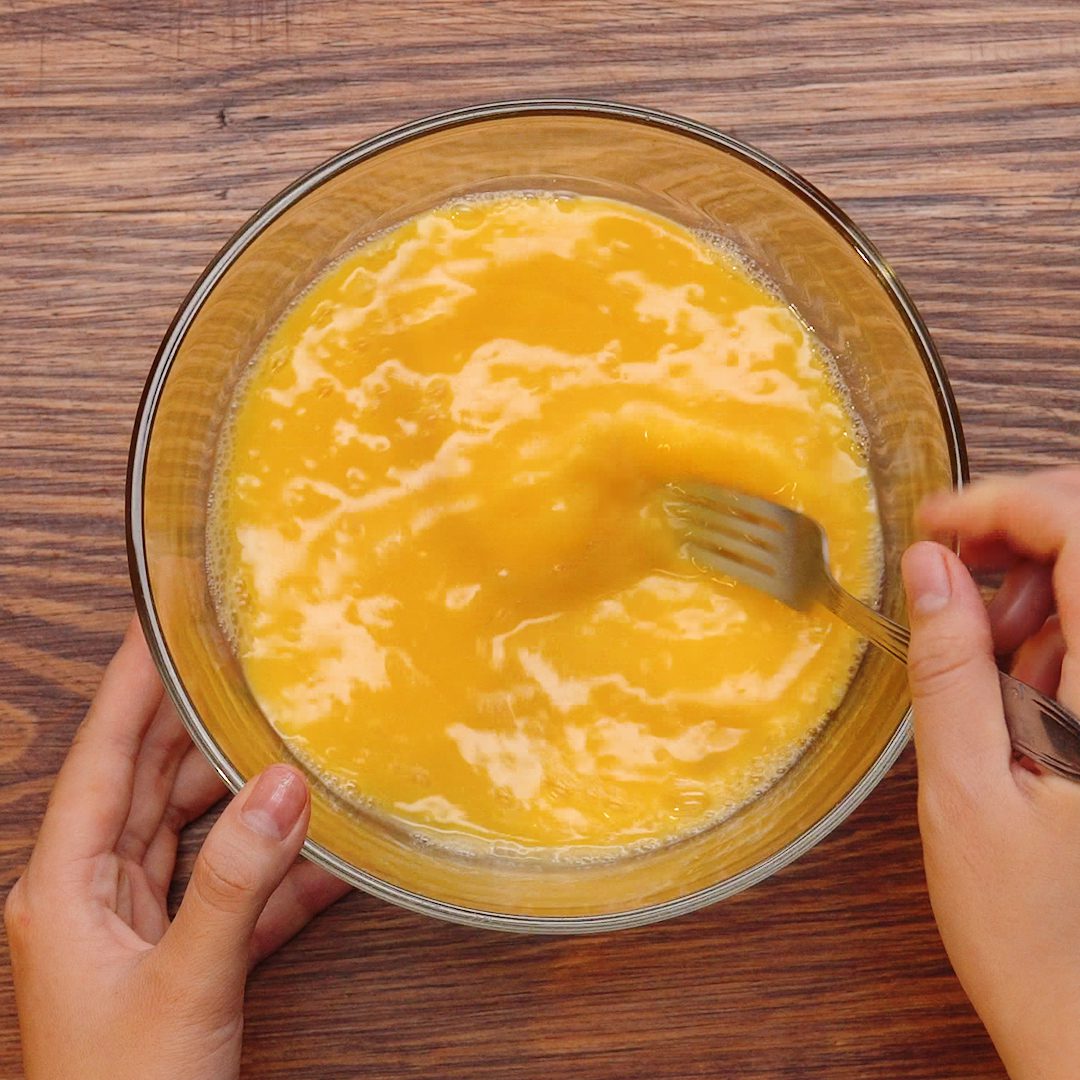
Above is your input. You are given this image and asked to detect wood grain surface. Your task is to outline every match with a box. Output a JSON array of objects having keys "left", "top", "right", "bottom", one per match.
[{"left": 2, "top": 2, "right": 1079, "bottom": 1076}]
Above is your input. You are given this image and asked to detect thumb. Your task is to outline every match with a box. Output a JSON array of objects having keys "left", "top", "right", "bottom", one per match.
[
  {"left": 902, "top": 541, "right": 1011, "bottom": 786},
  {"left": 159, "top": 764, "right": 310, "bottom": 1010}
]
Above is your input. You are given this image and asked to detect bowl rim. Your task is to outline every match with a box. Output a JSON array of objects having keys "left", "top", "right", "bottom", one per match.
[{"left": 127, "top": 98, "right": 968, "bottom": 934}]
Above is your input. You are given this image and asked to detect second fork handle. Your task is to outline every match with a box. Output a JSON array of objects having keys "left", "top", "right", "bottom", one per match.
[{"left": 822, "top": 577, "right": 1080, "bottom": 782}]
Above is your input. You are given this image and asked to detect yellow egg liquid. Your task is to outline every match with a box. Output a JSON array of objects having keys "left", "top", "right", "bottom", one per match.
[{"left": 210, "top": 193, "right": 880, "bottom": 860}]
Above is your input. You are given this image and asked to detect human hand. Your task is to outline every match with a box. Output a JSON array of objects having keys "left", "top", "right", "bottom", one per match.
[
  {"left": 902, "top": 468, "right": 1080, "bottom": 1079},
  {"left": 4, "top": 618, "right": 350, "bottom": 1080}
]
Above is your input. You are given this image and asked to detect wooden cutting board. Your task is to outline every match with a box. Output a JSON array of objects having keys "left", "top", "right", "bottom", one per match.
[{"left": 2, "top": 2, "right": 1078, "bottom": 1076}]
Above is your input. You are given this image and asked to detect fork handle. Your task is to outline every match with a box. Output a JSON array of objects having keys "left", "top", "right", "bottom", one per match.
[
  {"left": 821, "top": 576, "right": 1080, "bottom": 782},
  {"left": 821, "top": 577, "right": 911, "bottom": 663}
]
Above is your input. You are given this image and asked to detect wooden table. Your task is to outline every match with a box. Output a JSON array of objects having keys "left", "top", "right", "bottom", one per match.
[{"left": 2, "top": 2, "right": 1078, "bottom": 1075}]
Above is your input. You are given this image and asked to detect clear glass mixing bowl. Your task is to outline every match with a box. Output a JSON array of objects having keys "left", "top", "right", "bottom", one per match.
[{"left": 127, "top": 100, "right": 966, "bottom": 932}]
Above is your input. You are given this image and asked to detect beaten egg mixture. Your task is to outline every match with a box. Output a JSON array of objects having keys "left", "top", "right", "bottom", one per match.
[{"left": 211, "top": 193, "right": 880, "bottom": 858}]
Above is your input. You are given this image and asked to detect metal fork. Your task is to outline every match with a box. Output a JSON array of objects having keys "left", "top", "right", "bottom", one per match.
[{"left": 665, "top": 480, "right": 1080, "bottom": 781}]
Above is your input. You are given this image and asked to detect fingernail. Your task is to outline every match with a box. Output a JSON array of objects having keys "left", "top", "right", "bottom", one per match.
[
  {"left": 903, "top": 542, "right": 952, "bottom": 616},
  {"left": 241, "top": 765, "right": 307, "bottom": 840}
]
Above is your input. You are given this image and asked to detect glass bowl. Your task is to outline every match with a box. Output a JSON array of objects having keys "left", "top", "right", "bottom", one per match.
[{"left": 127, "top": 100, "right": 966, "bottom": 933}]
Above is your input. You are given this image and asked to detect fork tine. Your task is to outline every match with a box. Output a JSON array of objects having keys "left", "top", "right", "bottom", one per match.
[
  {"left": 671, "top": 481, "right": 787, "bottom": 531},
  {"left": 667, "top": 481, "right": 806, "bottom": 610},
  {"left": 683, "top": 542, "right": 783, "bottom": 602},
  {"left": 669, "top": 513, "right": 778, "bottom": 574},
  {"left": 665, "top": 497, "right": 779, "bottom": 548}
]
